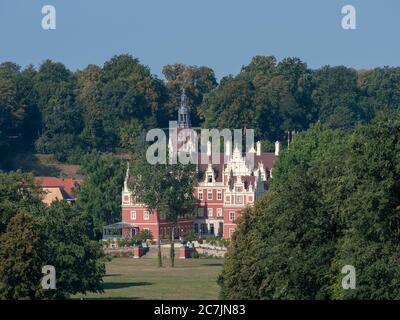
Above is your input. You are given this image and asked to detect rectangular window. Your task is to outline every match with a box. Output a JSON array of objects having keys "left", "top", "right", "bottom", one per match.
[
  {"left": 208, "top": 208, "right": 213, "bottom": 217},
  {"left": 217, "top": 191, "right": 222, "bottom": 200},
  {"left": 198, "top": 192, "right": 203, "bottom": 200},
  {"left": 194, "top": 223, "right": 199, "bottom": 234},
  {"left": 207, "top": 190, "right": 212, "bottom": 200},
  {"left": 217, "top": 208, "right": 223, "bottom": 217},
  {"left": 143, "top": 211, "right": 150, "bottom": 220},
  {"left": 197, "top": 208, "right": 204, "bottom": 217},
  {"left": 236, "top": 195, "right": 243, "bottom": 204},
  {"left": 229, "top": 212, "right": 235, "bottom": 221},
  {"left": 225, "top": 196, "right": 230, "bottom": 203},
  {"left": 130, "top": 211, "right": 136, "bottom": 220},
  {"left": 210, "top": 223, "right": 215, "bottom": 235}
]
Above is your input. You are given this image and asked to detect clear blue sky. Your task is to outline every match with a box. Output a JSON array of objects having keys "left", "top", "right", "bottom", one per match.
[{"left": 0, "top": 0, "right": 399, "bottom": 80}]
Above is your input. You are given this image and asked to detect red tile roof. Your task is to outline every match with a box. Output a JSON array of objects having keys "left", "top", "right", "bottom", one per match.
[{"left": 35, "top": 177, "right": 82, "bottom": 197}]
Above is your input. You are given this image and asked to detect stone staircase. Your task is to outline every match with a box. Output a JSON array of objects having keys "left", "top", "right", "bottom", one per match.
[{"left": 141, "top": 245, "right": 180, "bottom": 259}]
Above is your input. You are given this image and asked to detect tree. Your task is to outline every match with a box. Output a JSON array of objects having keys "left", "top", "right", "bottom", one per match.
[
  {"left": 0, "top": 171, "right": 44, "bottom": 234},
  {"left": 220, "top": 114, "right": 400, "bottom": 299},
  {"left": 162, "top": 63, "right": 217, "bottom": 126},
  {"left": 218, "top": 194, "right": 276, "bottom": 299},
  {"left": 35, "top": 101, "right": 84, "bottom": 162},
  {"left": 0, "top": 63, "right": 41, "bottom": 159},
  {"left": 161, "top": 162, "right": 197, "bottom": 267},
  {"left": 330, "top": 110, "right": 400, "bottom": 299},
  {"left": 129, "top": 153, "right": 197, "bottom": 267},
  {"left": 198, "top": 55, "right": 313, "bottom": 144},
  {"left": 118, "top": 119, "right": 145, "bottom": 151},
  {"left": 36, "top": 201, "right": 106, "bottom": 299},
  {"left": 75, "top": 151, "right": 125, "bottom": 240},
  {"left": 101, "top": 54, "right": 168, "bottom": 143},
  {"left": 358, "top": 67, "right": 400, "bottom": 122},
  {"left": 311, "top": 66, "right": 361, "bottom": 130},
  {"left": 0, "top": 212, "right": 45, "bottom": 300},
  {"left": 0, "top": 77, "right": 26, "bottom": 159},
  {"left": 76, "top": 64, "right": 114, "bottom": 151},
  {"left": 0, "top": 172, "right": 106, "bottom": 299},
  {"left": 34, "top": 60, "right": 83, "bottom": 162}
]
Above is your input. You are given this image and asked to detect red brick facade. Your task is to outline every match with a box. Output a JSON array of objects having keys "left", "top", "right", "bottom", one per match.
[{"left": 120, "top": 92, "right": 278, "bottom": 240}]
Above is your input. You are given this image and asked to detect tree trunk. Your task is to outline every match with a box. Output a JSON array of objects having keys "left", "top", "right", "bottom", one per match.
[
  {"left": 157, "top": 218, "right": 162, "bottom": 268},
  {"left": 170, "top": 225, "right": 175, "bottom": 267}
]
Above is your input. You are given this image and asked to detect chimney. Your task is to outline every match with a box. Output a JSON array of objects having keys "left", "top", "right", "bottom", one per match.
[
  {"left": 275, "top": 141, "right": 281, "bottom": 156},
  {"left": 207, "top": 140, "right": 212, "bottom": 156},
  {"left": 225, "top": 139, "right": 231, "bottom": 156},
  {"left": 256, "top": 141, "right": 261, "bottom": 156}
]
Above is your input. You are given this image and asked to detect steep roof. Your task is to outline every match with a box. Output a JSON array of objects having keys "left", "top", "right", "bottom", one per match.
[{"left": 254, "top": 152, "right": 278, "bottom": 171}]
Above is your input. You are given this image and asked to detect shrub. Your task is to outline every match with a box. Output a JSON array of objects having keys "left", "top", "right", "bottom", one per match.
[
  {"left": 183, "top": 230, "right": 196, "bottom": 242},
  {"left": 138, "top": 229, "right": 153, "bottom": 241}
]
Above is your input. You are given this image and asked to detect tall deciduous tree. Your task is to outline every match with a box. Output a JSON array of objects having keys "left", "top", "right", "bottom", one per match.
[
  {"left": 0, "top": 172, "right": 106, "bottom": 299},
  {"left": 36, "top": 201, "right": 106, "bottom": 299},
  {"left": 220, "top": 114, "right": 400, "bottom": 299},
  {"left": 0, "top": 171, "right": 44, "bottom": 234},
  {"left": 0, "top": 211, "right": 45, "bottom": 300},
  {"left": 129, "top": 152, "right": 197, "bottom": 267},
  {"left": 75, "top": 151, "right": 125, "bottom": 240},
  {"left": 163, "top": 63, "right": 217, "bottom": 126}
]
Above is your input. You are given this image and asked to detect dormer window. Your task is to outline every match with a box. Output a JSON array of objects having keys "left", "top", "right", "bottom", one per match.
[{"left": 207, "top": 174, "right": 213, "bottom": 183}]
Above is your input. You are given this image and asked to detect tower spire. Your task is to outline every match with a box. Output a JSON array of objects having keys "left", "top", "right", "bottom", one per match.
[{"left": 178, "top": 88, "right": 190, "bottom": 128}]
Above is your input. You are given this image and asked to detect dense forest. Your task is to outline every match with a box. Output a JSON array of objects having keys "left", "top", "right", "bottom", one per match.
[{"left": 2, "top": 54, "right": 400, "bottom": 167}]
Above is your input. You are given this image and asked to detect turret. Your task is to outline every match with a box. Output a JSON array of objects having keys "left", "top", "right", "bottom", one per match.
[{"left": 177, "top": 89, "right": 190, "bottom": 128}]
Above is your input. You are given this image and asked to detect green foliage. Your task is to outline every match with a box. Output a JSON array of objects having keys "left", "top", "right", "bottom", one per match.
[
  {"left": 0, "top": 212, "right": 45, "bottom": 300},
  {"left": 118, "top": 119, "right": 144, "bottom": 151},
  {"left": 0, "top": 63, "right": 39, "bottom": 162},
  {"left": 129, "top": 152, "right": 197, "bottom": 267},
  {"left": 311, "top": 66, "right": 361, "bottom": 130},
  {"left": 220, "top": 117, "right": 400, "bottom": 299},
  {"left": 0, "top": 172, "right": 106, "bottom": 299},
  {"left": 199, "top": 56, "right": 315, "bottom": 142},
  {"left": 101, "top": 54, "right": 168, "bottom": 143},
  {"left": 75, "top": 151, "right": 125, "bottom": 239},
  {"left": 0, "top": 170, "right": 44, "bottom": 234},
  {"left": 138, "top": 229, "right": 153, "bottom": 241},
  {"left": 183, "top": 230, "right": 197, "bottom": 242},
  {"left": 2, "top": 56, "right": 400, "bottom": 168},
  {"left": 36, "top": 201, "right": 106, "bottom": 299},
  {"left": 162, "top": 63, "right": 217, "bottom": 126}
]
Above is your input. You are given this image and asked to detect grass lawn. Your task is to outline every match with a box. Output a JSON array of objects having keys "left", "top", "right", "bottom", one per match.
[{"left": 73, "top": 257, "right": 224, "bottom": 300}]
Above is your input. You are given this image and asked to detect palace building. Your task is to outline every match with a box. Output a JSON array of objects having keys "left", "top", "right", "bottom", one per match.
[{"left": 120, "top": 92, "right": 279, "bottom": 240}]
